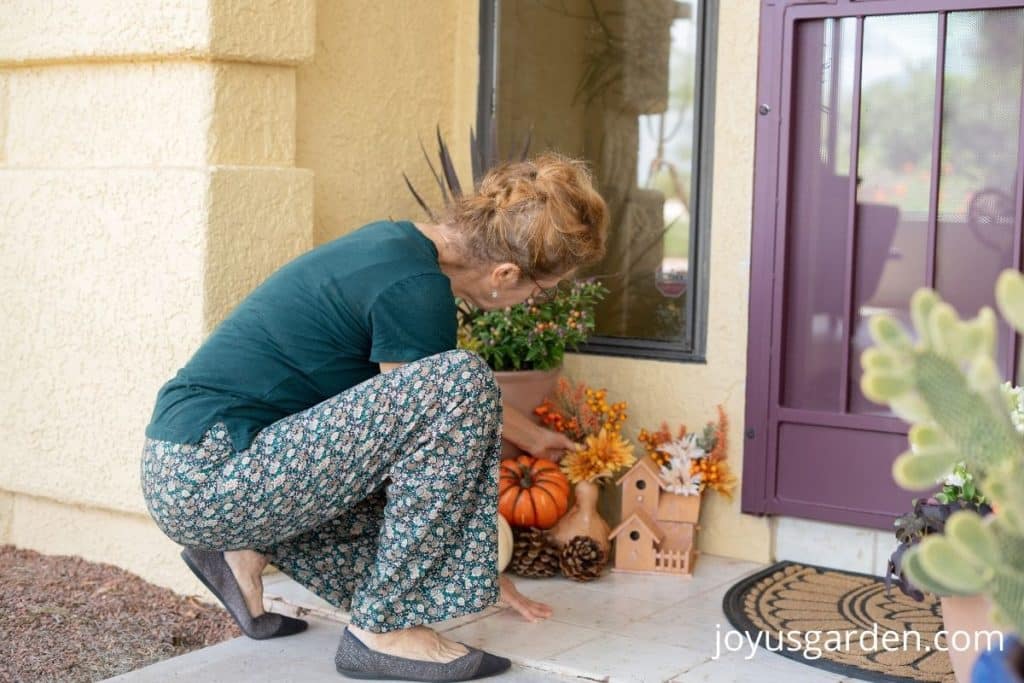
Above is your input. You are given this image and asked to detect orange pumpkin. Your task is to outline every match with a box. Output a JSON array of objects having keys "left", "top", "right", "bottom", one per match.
[{"left": 498, "top": 454, "right": 571, "bottom": 529}]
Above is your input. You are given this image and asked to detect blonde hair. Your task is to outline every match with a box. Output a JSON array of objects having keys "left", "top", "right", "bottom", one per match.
[{"left": 438, "top": 151, "right": 609, "bottom": 280}]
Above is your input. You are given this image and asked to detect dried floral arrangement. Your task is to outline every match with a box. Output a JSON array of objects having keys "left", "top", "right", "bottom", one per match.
[
  {"left": 534, "top": 377, "right": 627, "bottom": 442},
  {"left": 534, "top": 377, "right": 635, "bottom": 484},
  {"left": 637, "top": 406, "right": 736, "bottom": 498}
]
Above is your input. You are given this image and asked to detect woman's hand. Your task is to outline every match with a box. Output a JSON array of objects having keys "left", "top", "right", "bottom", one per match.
[
  {"left": 497, "top": 573, "right": 553, "bottom": 623},
  {"left": 527, "top": 426, "right": 576, "bottom": 463}
]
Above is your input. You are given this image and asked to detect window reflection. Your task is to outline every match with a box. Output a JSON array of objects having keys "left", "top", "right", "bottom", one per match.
[
  {"left": 781, "top": 9, "right": 1024, "bottom": 415},
  {"left": 496, "top": 0, "right": 706, "bottom": 347}
]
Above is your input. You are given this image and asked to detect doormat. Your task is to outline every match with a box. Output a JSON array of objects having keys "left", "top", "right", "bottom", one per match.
[{"left": 722, "top": 561, "right": 954, "bottom": 683}]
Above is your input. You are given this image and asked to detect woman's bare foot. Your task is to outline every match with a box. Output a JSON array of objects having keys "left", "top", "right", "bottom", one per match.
[
  {"left": 223, "top": 549, "right": 269, "bottom": 618},
  {"left": 346, "top": 624, "right": 470, "bottom": 663}
]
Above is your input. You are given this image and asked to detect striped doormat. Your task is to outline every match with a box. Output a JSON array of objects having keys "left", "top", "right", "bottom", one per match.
[{"left": 722, "top": 561, "right": 954, "bottom": 683}]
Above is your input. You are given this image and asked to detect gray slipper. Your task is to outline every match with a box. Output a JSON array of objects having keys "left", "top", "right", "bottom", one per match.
[
  {"left": 180, "top": 547, "right": 308, "bottom": 640},
  {"left": 335, "top": 625, "right": 511, "bottom": 681}
]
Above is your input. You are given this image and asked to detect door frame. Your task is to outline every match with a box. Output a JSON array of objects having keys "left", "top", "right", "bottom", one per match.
[{"left": 742, "top": 0, "right": 1024, "bottom": 527}]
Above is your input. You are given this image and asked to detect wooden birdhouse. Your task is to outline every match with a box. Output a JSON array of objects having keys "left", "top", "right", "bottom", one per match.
[
  {"left": 609, "top": 454, "right": 700, "bottom": 576},
  {"left": 616, "top": 455, "right": 664, "bottom": 520},
  {"left": 608, "top": 506, "right": 663, "bottom": 571}
]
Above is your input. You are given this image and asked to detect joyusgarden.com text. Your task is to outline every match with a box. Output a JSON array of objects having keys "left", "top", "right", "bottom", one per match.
[{"left": 713, "top": 623, "right": 1005, "bottom": 660}]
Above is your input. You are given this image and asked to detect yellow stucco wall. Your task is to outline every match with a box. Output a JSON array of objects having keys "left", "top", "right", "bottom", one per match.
[
  {"left": 1, "top": 0, "right": 768, "bottom": 601},
  {"left": 297, "top": 0, "right": 480, "bottom": 244}
]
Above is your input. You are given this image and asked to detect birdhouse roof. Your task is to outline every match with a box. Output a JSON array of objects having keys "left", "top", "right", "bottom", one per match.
[
  {"left": 608, "top": 505, "right": 665, "bottom": 543},
  {"left": 615, "top": 455, "right": 670, "bottom": 490}
]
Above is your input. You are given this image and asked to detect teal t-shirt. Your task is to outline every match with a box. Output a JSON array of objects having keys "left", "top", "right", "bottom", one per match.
[{"left": 144, "top": 219, "right": 458, "bottom": 452}]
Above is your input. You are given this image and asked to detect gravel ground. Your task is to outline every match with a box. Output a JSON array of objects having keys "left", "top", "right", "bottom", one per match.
[{"left": 1, "top": 544, "right": 240, "bottom": 682}]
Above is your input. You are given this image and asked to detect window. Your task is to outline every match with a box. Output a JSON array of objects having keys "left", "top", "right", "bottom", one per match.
[{"left": 478, "top": 0, "right": 718, "bottom": 361}]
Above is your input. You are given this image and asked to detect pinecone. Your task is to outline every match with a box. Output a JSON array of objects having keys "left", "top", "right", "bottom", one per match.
[
  {"left": 508, "top": 526, "right": 561, "bottom": 577},
  {"left": 559, "top": 535, "right": 607, "bottom": 582}
]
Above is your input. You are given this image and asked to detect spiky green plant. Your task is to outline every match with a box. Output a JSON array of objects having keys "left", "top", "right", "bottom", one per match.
[
  {"left": 401, "top": 123, "right": 533, "bottom": 222},
  {"left": 860, "top": 268, "right": 1024, "bottom": 635}
]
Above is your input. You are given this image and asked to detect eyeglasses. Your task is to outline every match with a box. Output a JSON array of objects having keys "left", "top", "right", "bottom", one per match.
[{"left": 529, "top": 276, "right": 560, "bottom": 304}]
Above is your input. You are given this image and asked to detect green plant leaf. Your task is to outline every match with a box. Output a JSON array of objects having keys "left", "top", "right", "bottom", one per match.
[
  {"left": 908, "top": 424, "right": 946, "bottom": 452},
  {"left": 869, "top": 315, "right": 913, "bottom": 351},
  {"left": 928, "top": 302, "right": 962, "bottom": 358},
  {"left": 435, "top": 124, "right": 463, "bottom": 198},
  {"left": 945, "top": 510, "right": 1000, "bottom": 568},
  {"left": 901, "top": 546, "right": 971, "bottom": 597},
  {"left": 967, "top": 356, "right": 1001, "bottom": 394},
  {"left": 996, "top": 269, "right": 1024, "bottom": 335},
  {"left": 416, "top": 132, "right": 449, "bottom": 207},
  {"left": 910, "top": 288, "right": 940, "bottom": 345},
  {"left": 861, "top": 372, "right": 911, "bottom": 403},
  {"left": 917, "top": 535, "right": 992, "bottom": 592},
  {"left": 889, "top": 393, "right": 933, "bottom": 423},
  {"left": 401, "top": 171, "right": 437, "bottom": 222},
  {"left": 893, "top": 449, "right": 960, "bottom": 490},
  {"left": 862, "top": 347, "right": 897, "bottom": 373}
]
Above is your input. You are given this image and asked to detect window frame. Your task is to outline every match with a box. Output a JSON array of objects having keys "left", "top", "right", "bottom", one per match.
[{"left": 477, "top": 0, "right": 719, "bottom": 363}]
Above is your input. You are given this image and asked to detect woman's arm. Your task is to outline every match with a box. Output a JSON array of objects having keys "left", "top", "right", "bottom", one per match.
[
  {"left": 379, "top": 362, "right": 574, "bottom": 462},
  {"left": 501, "top": 399, "right": 575, "bottom": 462},
  {"left": 500, "top": 399, "right": 542, "bottom": 450}
]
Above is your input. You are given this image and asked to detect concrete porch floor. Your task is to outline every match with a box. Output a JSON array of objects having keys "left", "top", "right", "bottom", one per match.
[{"left": 106, "top": 554, "right": 874, "bottom": 682}]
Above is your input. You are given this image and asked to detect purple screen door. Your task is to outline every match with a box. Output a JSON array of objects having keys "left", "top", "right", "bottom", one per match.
[{"left": 744, "top": 0, "right": 1024, "bottom": 529}]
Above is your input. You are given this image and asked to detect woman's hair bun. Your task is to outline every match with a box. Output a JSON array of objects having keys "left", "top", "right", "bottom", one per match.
[{"left": 438, "top": 150, "right": 609, "bottom": 279}]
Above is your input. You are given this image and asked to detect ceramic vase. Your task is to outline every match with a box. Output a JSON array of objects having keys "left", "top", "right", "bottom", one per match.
[{"left": 548, "top": 479, "right": 611, "bottom": 558}]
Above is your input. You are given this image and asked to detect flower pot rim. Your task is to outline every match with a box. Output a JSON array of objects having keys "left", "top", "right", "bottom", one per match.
[{"left": 493, "top": 366, "right": 563, "bottom": 378}]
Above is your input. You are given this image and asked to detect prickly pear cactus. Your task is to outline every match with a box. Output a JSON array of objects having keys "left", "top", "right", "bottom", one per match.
[{"left": 860, "top": 269, "right": 1024, "bottom": 635}]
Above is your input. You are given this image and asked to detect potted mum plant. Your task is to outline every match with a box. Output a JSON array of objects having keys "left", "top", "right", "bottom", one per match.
[
  {"left": 859, "top": 271, "right": 1024, "bottom": 682},
  {"left": 457, "top": 279, "right": 608, "bottom": 438}
]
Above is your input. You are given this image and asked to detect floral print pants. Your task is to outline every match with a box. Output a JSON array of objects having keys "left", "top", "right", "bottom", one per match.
[{"left": 140, "top": 349, "right": 503, "bottom": 633}]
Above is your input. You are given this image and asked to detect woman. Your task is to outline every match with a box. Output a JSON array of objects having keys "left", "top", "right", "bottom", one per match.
[{"left": 140, "top": 151, "right": 609, "bottom": 681}]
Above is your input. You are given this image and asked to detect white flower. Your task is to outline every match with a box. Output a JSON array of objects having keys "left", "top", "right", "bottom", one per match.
[
  {"left": 657, "top": 433, "right": 706, "bottom": 496},
  {"left": 1001, "top": 381, "right": 1024, "bottom": 434},
  {"left": 659, "top": 433, "right": 706, "bottom": 462},
  {"left": 938, "top": 461, "right": 972, "bottom": 488},
  {"left": 659, "top": 460, "right": 703, "bottom": 495},
  {"left": 943, "top": 470, "right": 965, "bottom": 488}
]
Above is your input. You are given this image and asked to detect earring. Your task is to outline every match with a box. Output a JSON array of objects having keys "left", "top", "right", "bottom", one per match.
[{"left": 491, "top": 289, "right": 499, "bottom": 299}]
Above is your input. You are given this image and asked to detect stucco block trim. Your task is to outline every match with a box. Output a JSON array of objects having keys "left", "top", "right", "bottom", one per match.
[
  {"left": 210, "top": 64, "right": 298, "bottom": 166},
  {"left": 0, "top": 0, "right": 315, "bottom": 67},
  {"left": 5, "top": 62, "right": 298, "bottom": 167},
  {"left": 4, "top": 62, "right": 215, "bottom": 167}
]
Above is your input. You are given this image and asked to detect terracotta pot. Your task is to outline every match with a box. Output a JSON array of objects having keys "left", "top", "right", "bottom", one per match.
[
  {"left": 547, "top": 479, "right": 611, "bottom": 558},
  {"left": 493, "top": 366, "right": 562, "bottom": 457},
  {"left": 940, "top": 594, "right": 1005, "bottom": 683}
]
